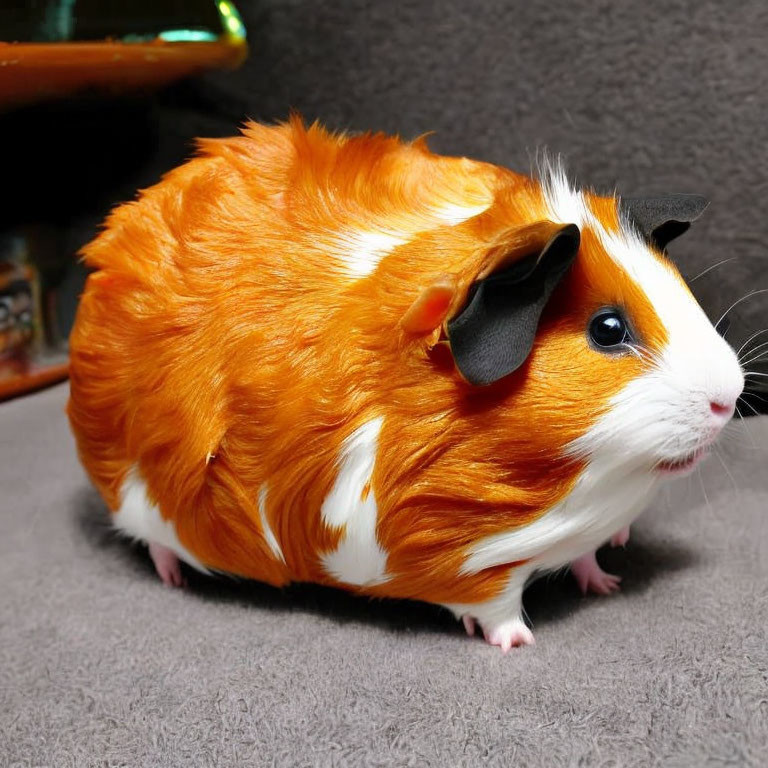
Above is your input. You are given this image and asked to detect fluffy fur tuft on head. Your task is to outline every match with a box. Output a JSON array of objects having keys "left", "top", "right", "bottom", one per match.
[{"left": 68, "top": 117, "right": 742, "bottom": 614}]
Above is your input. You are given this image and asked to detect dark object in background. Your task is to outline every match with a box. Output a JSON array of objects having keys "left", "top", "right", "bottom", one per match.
[
  {"left": 4, "top": 0, "right": 229, "bottom": 43},
  {"left": 0, "top": 0, "right": 247, "bottom": 399},
  {"left": 0, "top": 265, "right": 35, "bottom": 366},
  {"left": 0, "top": 0, "right": 247, "bottom": 111},
  {"left": 0, "top": 235, "right": 67, "bottom": 400}
]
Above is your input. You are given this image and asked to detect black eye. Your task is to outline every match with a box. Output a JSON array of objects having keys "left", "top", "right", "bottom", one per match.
[{"left": 588, "top": 309, "right": 632, "bottom": 350}]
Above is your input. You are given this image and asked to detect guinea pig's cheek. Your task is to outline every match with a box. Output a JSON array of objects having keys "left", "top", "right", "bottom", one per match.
[{"left": 638, "top": 336, "right": 743, "bottom": 469}]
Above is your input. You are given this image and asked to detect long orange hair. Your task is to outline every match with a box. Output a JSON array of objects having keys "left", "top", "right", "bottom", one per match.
[{"left": 68, "top": 117, "right": 667, "bottom": 605}]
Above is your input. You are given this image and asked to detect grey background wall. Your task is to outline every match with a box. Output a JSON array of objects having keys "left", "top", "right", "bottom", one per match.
[{"left": 4, "top": 0, "right": 767, "bottom": 346}]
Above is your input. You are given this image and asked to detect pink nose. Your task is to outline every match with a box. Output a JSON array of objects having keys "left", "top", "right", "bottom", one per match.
[{"left": 710, "top": 400, "right": 735, "bottom": 418}]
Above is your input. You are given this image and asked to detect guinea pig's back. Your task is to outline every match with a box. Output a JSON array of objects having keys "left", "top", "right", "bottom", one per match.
[
  {"left": 68, "top": 128, "right": 309, "bottom": 513},
  {"left": 67, "top": 118, "right": 508, "bottom": 581}
]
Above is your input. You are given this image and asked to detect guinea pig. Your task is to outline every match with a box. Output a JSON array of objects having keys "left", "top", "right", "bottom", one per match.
[{"left": 68, "top": 117, "right": 744, "bottom": 651}]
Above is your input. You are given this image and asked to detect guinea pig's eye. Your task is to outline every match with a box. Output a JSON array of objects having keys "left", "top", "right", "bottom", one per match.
[{"left": 588, "top": 309, "right": 632, "bottom": 351}]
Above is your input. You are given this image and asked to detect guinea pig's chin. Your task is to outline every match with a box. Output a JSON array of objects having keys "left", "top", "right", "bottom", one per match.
[{"left": 653, "top": 444, "right": 712, "bottom": 476}]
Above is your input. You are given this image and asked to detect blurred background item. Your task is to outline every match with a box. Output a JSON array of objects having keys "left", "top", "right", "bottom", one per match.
[
  {"left": 0, "top": 0, "right": 246, "bottom": 109},
  {"left": 0, "top": 0, "right": 247, "bottom": 399}
]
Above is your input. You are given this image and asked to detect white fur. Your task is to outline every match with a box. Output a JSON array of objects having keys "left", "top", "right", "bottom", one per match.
[
  {"left": 337, "top": 200, "right": 490, "bottom": 279},
  {"left": 443, "top": 565, "right": 532, "bottom": 627},
  {"left": 339, "top": 230, "right": 408, "bottom": 278},
  {"left": 431, "top": 201, "right": 491, "bottom": 225},
  {"left": 540, "top": 156, "right": 743, "bottom": 461},
  {"left": 113, "top": 467, "right": 207, "bottom": 572},
  {"left": 459, "top": 161, "right": 744, "bottom": 579},
  {"left": 461, "top": 454, "right": 658, "bottom": 575},
  {"left": 258, "top": 484, "right": 285, "bottom": 564},
  {"left": 538, "top": 158, "right": 593, "bottom": 231},
  {"left": 320, "top": 417, "right": 390, "bottom": 586}
]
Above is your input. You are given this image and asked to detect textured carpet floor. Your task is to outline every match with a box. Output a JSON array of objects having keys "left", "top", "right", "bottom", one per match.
[{"left": 1, "top": 383, "right": 767, "bottom": 767}]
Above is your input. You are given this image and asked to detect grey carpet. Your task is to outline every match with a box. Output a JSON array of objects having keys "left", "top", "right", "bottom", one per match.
[{"left": 1, "top": 383, "right": 767, "bottom": 767}]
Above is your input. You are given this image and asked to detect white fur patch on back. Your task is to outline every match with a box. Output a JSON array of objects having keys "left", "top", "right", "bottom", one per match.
[
  {"left": 431, "top": 201, "right": 491, "bottom": 226},
  {"left": 258, "top": 484, "right": 285, "bottom": 564},
  {"left": 338, "top": 230, "right": 409, "bottom": 279},
  {"left": 113, "top": 467, "right": 207, "bottom": 572},
  {"left": 320, "top": 417, "right": 389, "bottom": 586},
  {"left": 336, "top": 199, "right": 491, "bottom": 279}
]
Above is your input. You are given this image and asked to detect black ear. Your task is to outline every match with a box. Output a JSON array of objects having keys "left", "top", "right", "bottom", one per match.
[
  {"left": 446, "top": 224, "right": 580, "bottom": 386},
  {"left": 622, "top": 194, "right": 709, "bottom": 251}
]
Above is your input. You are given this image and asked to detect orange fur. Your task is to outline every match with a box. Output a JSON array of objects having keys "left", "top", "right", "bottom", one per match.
[{"left": 68, "top": 117, "right": 668, "bottom": 605}]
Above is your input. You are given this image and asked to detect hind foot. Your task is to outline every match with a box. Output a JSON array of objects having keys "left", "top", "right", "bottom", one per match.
[
  {"left": 447, "top": 567, "right": 535, "bottom": 653},
  {"left": 149, "top": 542, "right": 187, "bottom": 588},
  {"left": 571, "top": 550, "right": 621, "bottom": 595},
  {"left": 463, "top": 614, "right": 535, "bottom": 651}
]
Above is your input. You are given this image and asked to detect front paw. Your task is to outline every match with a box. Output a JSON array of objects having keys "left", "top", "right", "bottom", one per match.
[{"left": 570, "top": 551, "right": 621, "bottom": 596}]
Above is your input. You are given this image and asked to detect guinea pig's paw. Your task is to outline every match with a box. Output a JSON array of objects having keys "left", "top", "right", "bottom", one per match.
[
  {"left": 148, "top": 542, "right": 188, "bottom": 588},
  {"left": 610, "top": 526, "right": 631, "bottom": 549},
  {"left": 570, "top": 551, "right": 621, "bottom": 596},
  {"left": 481, "top": 618, "right": 535, "bottom": 653}
]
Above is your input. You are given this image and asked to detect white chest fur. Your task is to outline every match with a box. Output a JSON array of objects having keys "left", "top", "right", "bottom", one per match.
[{"left": 460, "top": 457, "right": 661, "bottom": 576}]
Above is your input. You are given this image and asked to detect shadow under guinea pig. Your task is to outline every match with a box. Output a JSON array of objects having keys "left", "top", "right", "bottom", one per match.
[{"left": 72, "top": 485, "right": 699, "bottom": 636}]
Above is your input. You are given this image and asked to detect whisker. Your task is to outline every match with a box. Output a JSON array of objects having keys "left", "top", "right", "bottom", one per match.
[
  {"left": 689, "top": 257, "right": 737, "bottom": 284},
  {"left": 740, "top": 353, "right": 768, "bottom": 370},
  {"left": 626, "top": 345, "right": 649, "bottom": 364},
  {"left": 733, "top": 404, "right": 758, "bottom": 449},
  {"left": 741, "top": 389, "right": 768, "bottom": 405},
  {"left": 742, "top": 346, "right": 768, "bottom": 362},
  {"left": 696, "top": 465, "right": 711, "bottom": 513},
  {"left": 739, "top": 339, "right": 768, "bottom": 366},
  {"left": 739, "top": 398, "right": 760, "bottom": 416},
  {"left": 743, "top": 371, "right": 768, "bottom": 378},
  {"left": 715, "top": 289, "right": 768, "bottom": 332},
  {"left": 736, "top": 327, "right": 768, "bottom": 357},
  {"left": 626, "top": 343, "right": 663, "bottom": 368},
  {"left": 713, "top": 443, "right": 739, "bottom": 494}
]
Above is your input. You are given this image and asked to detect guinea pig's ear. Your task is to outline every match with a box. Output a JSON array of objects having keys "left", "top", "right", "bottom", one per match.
[
  {"left": 445, "top": 221, "right": 580, "bottom": 386},
  {"left": 400, "top": 276, "right": 458, "bottom": 336},
  {"left": 622, "top": 194, "right": 709, "bottom": 251}
]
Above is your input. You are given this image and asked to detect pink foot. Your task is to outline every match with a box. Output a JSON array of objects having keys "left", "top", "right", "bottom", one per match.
[
  {"left": 148, "top": 542, "right": 187, "bottom": 588},
  {"left": 461, "top": 614, "right": 534, "bottom": 651},
  {"left": 610, "top": 526, "right": 631, "bottom": 548},
  {"left": 570, "top": 551, "right": 621, "bottom": 596},
  {"left": 483, "top": 618, "right": 535, "bottom": 653}
]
